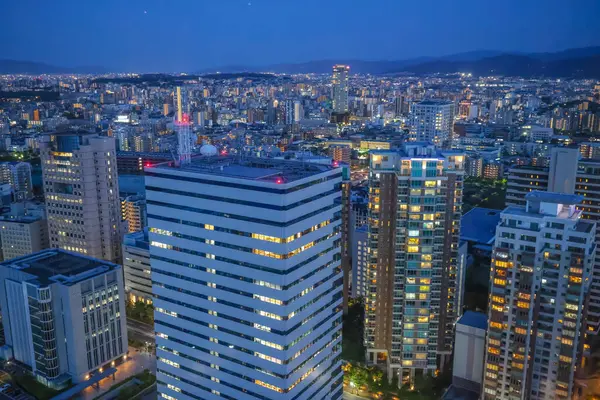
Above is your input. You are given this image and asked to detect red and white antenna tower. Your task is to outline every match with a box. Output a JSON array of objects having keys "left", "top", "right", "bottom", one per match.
[{"left": 175, "top": 86, "right": 192, "bottom": 165}]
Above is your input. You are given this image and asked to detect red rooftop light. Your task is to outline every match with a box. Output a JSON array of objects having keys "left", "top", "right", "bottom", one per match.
[{"left": 276, "top": 178, "right": 282, "bottom": 184}]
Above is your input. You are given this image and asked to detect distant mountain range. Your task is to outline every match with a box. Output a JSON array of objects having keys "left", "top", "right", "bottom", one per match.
[
  {"left": 200, "top": 47, "right": 600, "bottom": 78},
  {"left": 2, "top": 46, "right": 600, "bottom": 77}
]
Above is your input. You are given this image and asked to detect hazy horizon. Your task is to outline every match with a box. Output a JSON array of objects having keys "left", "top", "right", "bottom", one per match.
[{"left": 2, "top": 0, "right": 599, "bottom": 72}]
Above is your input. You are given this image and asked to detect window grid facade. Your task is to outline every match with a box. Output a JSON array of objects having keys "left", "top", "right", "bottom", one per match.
[{"left": 147, "top": 159, "right": 344, "bottom": 400}]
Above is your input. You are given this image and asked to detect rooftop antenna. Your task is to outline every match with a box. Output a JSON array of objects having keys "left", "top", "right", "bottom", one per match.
[
  {"left": 237, "top": 130, "right": 246, "bottom": 164},
  {"left": 175, "top": 86, "right": 192, "bottom": 166}
]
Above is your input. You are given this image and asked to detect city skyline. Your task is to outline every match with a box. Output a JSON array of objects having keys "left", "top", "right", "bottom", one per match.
[
  {"left": 1, "top": 0, "right": 600, "bottom": 72},
  {"left": 0, "top": 25, "right": 600, "bottom": 398}
]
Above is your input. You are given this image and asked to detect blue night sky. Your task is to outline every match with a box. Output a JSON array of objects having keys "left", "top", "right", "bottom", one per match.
[{"left": 1, "top": 0, "right": 599, "bottom": 72}]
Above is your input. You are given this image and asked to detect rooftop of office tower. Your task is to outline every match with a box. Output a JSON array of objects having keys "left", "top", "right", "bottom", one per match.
[
  {"left": 502, "top": 191, "right": 595, "bottom": 233},
  {"left": 0, "top": 249, "right": 119, "bottom": 286},
  {"left": 152, "top": 155, "right": 338, "bottom": 184},
  {"left": 413, "top": 99, "right": 454, "bottom": 106},
  {"left": 371, "top": 142, "right": 464, "bottom": 158}
]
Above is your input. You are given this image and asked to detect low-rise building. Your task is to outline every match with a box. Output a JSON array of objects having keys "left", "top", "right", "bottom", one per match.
[
  {"left": 122, "top": 229, "right": 151, "bottom": 304},
  {"left": 0, "top": 215, "right": 48, "bottom": 261},
  {"left": 444, "top": 311, "right": 487, "bottom": 400},
  {"left": 0, "top": 250, "right": 128, "bottom": 388},
  {"left": 121, "top": 195, "right": 147, "bottom": 233}
]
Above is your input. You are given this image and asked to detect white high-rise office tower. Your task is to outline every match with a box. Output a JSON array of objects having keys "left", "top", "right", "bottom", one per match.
[
  {"left": 332, "top": 65, "right": 350, "bottom": 114},
  {"left": 146, "top": 156, "right": 344, "bottom": 400},
  {"left": 483, "top": 192, "right": 596, "bottom": 400},
  {"left": 365, "top": 143, "right": 465, "bottom": 384},
  {"left": 409, "top": 100, "right": 455, "bottom": 147},
  {"left": 40, "top": 132, "right": 122, "bottom": 263}
]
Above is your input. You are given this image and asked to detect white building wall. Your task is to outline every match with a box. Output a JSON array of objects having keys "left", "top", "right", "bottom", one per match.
[{"left": 147, "top": 164, "right": 343, "bottom": 400}]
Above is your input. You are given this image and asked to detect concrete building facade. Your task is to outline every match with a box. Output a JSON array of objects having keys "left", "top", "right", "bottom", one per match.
[
  {"left": 40, "top": 132, "right": 122, "bottom": 263},
  {"left": 122, "top": 229, "right": 151, "bottom": 304},
  {"left": 0, "top": 215, "right": 48, "bottom": 261}
]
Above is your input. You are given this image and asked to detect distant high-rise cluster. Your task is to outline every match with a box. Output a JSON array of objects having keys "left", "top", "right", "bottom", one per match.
[{"left": 1, "top": 54, "right": 600, "bottom": 399}]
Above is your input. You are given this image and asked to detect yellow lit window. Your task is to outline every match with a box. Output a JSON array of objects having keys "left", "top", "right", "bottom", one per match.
[
  {"left": 488, "top": 339, "right": 501, "bottom": 346},
  {"left": 491, "top": 296, "right": 504, "bottom": 304},
  {"left": 410, "top": 206, "right": 421, "bottom": 212},
  {"left": 487, "top": 364, "right": 498, "bottom": 371},
  {"left": 490, "top": 322, "right": 502, "bottom": 329},
  {"left": 255, "top": 380, "right": 283, "bottom": 393},
  {"left": 487, "top": 347, "right": 500, "bottom": 355},
  {"left": 408, "top": 238, "right": 420, "bottom": 245},
  {"left": 515, "top": 327, "right": 527, "bottom": 335},
  {"left": 423, "top": 214, "right": 434, "bottom": 221},
  {"left": 407, "top": 246, "right": 419, "bottom": 253},
  {"left": 517, "top": 301, "right": 529, "bottom": 309},
  {"left": 253, "top": 248, "right": 283, "bottom": 259},
  {"left": 517, "top": 293, "right": 531, "bottom": 300},
  {"left": 493, "top": 278, "right": 506, "bottom": 286}
]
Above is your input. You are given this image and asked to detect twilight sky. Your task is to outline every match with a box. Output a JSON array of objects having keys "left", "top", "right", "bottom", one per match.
[{"left": 1, "top": 0, "right": 599, "bottom": 72}]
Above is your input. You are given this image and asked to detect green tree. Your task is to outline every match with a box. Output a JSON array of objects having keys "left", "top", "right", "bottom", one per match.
[{"left": 345, "top": 364, "right": 368, "bottom": 393}]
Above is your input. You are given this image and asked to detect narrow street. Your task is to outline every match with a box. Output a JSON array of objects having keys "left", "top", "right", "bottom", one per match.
[{"left": 74, "top": 348, "right": 155, "bottom": 400}]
